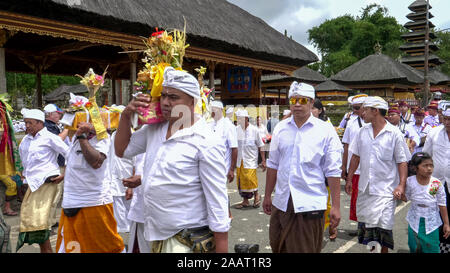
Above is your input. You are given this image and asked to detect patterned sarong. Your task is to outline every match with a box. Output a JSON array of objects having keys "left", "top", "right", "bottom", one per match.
[
  {"left": 0, "top": 211, "right": 11, "bottom": 253},
  {"left": 357, "top": 222, "right": 394, "bottom": 250}
]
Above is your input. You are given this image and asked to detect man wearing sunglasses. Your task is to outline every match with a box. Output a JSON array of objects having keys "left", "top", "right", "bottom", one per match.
[
  {"left": 263, "top": 81, "right": 342, "bottom": 253},
  {"left": 341, "top": 94, "right": 367, "bottom": 235}
]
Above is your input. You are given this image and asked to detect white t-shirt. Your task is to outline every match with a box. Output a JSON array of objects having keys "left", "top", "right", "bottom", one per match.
[{"left": 63, "top": 135, "right": 113, "bottom": 208}]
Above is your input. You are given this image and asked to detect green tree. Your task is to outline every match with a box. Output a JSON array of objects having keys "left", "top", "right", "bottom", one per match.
[
  {"left": 435, "top": 30, "right": 450, "bottom": 75},
  {"left": 6, "top": 72, "right": 80, "bottom": 108},
  {"left": 308, "top": 4, "right": 406, "bottom": 77}
]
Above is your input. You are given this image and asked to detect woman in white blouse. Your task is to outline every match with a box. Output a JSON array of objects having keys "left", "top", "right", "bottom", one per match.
[{"left": 402, "top": 152, "right": 450, "bottom": 253}]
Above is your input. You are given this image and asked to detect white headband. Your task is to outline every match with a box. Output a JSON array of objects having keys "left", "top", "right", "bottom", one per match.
[
  {"left": 235, "top": 110, "right": 249, "bottom": 117},
  {"left": 362, "top": 96, "right": 389, "bottom": 110},
  {"left": 289, "top": 81, "right": 315, "bottom": 99},
  {"left": 21, "top": 108, "right": 45, "bottom": 122},
  {"left": 162, "top": 67, "right": 200, "bottom": 99},
  {"left": 210, "top": 100, "right": 224, "bottom": 109},
  {"left": 351, "top": 94, "right": 368, "bottom": 105}
]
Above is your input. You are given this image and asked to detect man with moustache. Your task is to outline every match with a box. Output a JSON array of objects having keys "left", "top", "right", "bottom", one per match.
[
  {"left": 346, "top": 96, "right": 410, "bottom": 253},
  {"left": 263, "top": 81, "right": 342, "bottom": 253},
  {"left": 115, "top": 67, "right": 230, "bottom": 253},
  {"left": 386, "top": 105, "right": 420, "bottom": 155},
  {"left": 17, "top": 109, "right": 68, "bottom": 253}
]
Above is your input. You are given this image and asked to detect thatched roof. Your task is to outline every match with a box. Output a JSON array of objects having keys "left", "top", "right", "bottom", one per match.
[
  {"left": 262, "top": 66, "right": 327, "bottom": 84},
  {"left": 400, "top": 54, "right": 444, "bottom": 66},
  {"left": 404, "top": 20, "right": 435, "bottom": 29},
  {"left": 331, "top": 53, "right": 424, "bottom": 85},
  {"left": 315, "top": 80, "right": 353, "bottom": 92},
  {"left": 44, "top": 84, "right": 88, "bottom": 102},
  {"left": 401, "top": 31, "right": 436, "bottom": 40},
  {"left": 399, "top": 42, "right": 438, "bottom": 52},
  {"left": 406, "top": 11, "right": 433, "bottom": 20},
  {"left": 4, "top": 0, "right": 317, "bottom": 67},
  {"left": 408, "top": 0, "right": 431, "bottom": 12},
  {"left": 426, "top": 68, "right": 450, "bottom": 85}
]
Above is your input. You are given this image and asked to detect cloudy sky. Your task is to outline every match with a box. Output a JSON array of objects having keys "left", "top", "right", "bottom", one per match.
[{"left": 227, "top": 0, "right": 450, "bottom": 59}]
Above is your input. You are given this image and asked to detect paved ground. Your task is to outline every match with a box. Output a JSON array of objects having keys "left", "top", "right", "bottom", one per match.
[{"left": 1, "top": 169, "right": 411, "bottom": 253}]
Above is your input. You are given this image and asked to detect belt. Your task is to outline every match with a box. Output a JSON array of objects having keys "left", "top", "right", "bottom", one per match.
[{"left": 299, "top": 210, "right": 325, "bottom": 219}]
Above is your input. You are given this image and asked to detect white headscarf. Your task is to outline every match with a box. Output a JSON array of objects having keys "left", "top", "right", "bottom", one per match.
[
  {"left": 350, "top": 94, "right": 368, "bottom": 105},
  {"left": 443, "top": 109, "right": 450, "bottom": 117},
  {"left": 226, "top": 107, "right": 234, "bottom": 115},
  {"left": 362, "top": 96, "right": 388, "bottom": 110},
  {"left": 289, "top": 81, "right": 315, "bottom": 99},
  {"left": 21, "top": 109, "right": 45, "bottom": 122},
  {"left": 210, "top": 100, "right": 224, "bottom": 109},
  {"left": 162, "top": 67, "right": 200, "bottom": 99},
  {"left": 235, "top": 110, "right": 249, "bottom": 117}
]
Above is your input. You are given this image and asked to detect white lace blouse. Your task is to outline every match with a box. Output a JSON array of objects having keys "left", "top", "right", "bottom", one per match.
[{"left": 405, "top": 176, "right": 447, "bottom": 234}]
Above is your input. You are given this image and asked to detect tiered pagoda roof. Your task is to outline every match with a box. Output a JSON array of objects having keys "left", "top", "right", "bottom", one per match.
[{"left": 400, "top": 0, "right": 444, "bottom": 69}]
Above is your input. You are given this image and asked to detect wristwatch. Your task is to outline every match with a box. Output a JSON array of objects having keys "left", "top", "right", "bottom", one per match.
[{"left": 76, "top": 133, "right": 88, "bottom": 140}]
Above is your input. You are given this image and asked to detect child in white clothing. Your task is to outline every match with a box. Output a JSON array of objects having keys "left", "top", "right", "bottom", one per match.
[{"left": 402, "top": 152, "right": 450, "bottom": 253}]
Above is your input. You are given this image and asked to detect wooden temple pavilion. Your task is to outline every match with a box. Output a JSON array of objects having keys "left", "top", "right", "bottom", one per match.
[
  {"left": 400, "top": 0, "right": 444, "bottom": 70},
  {"left": 331, "top": 49, "right": 424, "bottom": 104},
  {"left": 314, "top": 80, "right": 353, "bottom": 106},
  {"left": 0, "top": 0, "right": 318, "bottom": 107},
  {"left": 261, "top": 66, "right": 327, "bottom": 105}
]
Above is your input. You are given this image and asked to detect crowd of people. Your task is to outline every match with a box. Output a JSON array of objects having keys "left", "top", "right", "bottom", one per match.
[{"left": 1, "top": 66, "right": 450, "bottom": 254}]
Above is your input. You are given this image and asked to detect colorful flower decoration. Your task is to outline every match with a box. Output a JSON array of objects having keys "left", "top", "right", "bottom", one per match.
[{"left": 429, "top": 180, "right": 441, "bottom": 196}]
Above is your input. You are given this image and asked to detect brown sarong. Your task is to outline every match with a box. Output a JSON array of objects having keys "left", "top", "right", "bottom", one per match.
[{"left": 269, "top": 196, "right": 325, "bottom": 253}]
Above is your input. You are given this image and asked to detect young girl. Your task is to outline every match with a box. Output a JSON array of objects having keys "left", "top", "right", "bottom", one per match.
[{"left": 402, "top": 152, "right": 450, "bottom": 253}]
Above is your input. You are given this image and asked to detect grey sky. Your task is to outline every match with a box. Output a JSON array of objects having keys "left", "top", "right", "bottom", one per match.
[{"left": 227, "top": 0, "right": 450, "bottom": 58}]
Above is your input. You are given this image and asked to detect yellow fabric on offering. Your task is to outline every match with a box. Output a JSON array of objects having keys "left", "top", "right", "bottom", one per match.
[
  {"left": 0, "top": 175, "right": 17, "bottom": 197},
  {"left": 87, "top": 97, "right": 107, "bottom": 140},
  {"left": 236, "top": 161, "right": 258, "bottom": 192},
  {"left": 64, "top": 111, "right": 120, "bottom": 132}
]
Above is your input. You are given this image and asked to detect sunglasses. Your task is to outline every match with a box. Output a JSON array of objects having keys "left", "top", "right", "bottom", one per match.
[
  {"left": 289, "top": 97, "right": 309, "bottom": 105},
  {"left": 353, "top": 106, "right": 361, "bottom": 110}
]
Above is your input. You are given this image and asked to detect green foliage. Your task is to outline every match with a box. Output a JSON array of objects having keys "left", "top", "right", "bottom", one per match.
[
  {"left": 434, "top": 30, "right": 450, "bottom": 75},
  {"left": 6, "top": 72, "right": 80, "bottom": 108},
  {"left": 308, "top": 4, "right": 406, "bottom": 77}
]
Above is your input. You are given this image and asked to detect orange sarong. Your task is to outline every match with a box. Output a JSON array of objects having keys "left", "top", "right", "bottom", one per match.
[{"left": 56, "top": 203, "right": 124, "bottom": 253}]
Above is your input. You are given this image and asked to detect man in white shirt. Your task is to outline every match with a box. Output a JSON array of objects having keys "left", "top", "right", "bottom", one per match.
[
  {"left": 387, "top": 105, "right": 420, "bottom": 155},
  {"left": 263, "top": 82, "right": 343, "bottom": 253},
  {"left": 235, "top": 110, "right": 266, "bottom": 209},
  {"left": 17, "top": 109, "right": 69, "bottom": 253},
  {"left": 411, "top": 108, "right": 431, "bottom": 155},
  {"left": 115, "top": 67, "right": 230, "bottom": 253},
  {"left": 338, "top": 96, "right": 360, "bottom": 129},
  {"left": 209, "top": 101, "right": 238, "bottom": 183},
  {"left": 109, "top": 130, "right": 134, "bottom": 233},
  {"left": 423, "top": 108, "right": 450, "bottom": 252},
  {"left": 346, "top": 96, "right": 409, "bottom": 253},
  {"left": 341, "top": 94, "right": 367, "bottom": 230},
  {"left": 123, "top": 152, "right": 150, "bottom": 253},
  {"left": 56, "top": 121, "right": 125, "bottom": 253}
]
